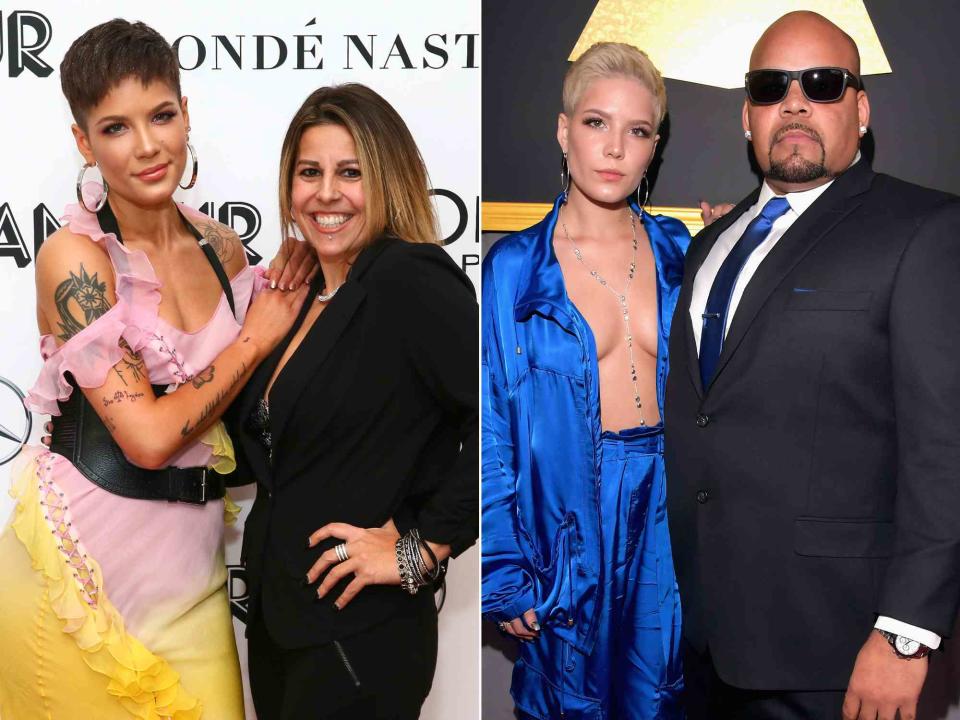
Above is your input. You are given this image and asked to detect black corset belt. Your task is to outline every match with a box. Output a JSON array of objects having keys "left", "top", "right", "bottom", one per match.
[{"left": 49, "top": 377, "right": 229, "bottom": 504}]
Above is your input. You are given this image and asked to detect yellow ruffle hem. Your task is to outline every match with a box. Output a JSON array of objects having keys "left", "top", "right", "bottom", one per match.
[
  {"left": 0, "top": 449, "right": 243, "bottom": 719},
  {"left": 2, "top": 449, "right": 201, "bottom": 719}
]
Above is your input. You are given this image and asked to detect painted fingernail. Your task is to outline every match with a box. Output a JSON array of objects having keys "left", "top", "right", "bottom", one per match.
[
  {"left": 291, "top": 283, "right": 298, "bottom": 290},
  {"left": 270, "top": 280, "right": 277, "bottom": 289},
  {"left": 302, "top": 575, "right": 310, "bottom": 587},
  {"left": 306, "top": 539, "right": 312, "bottom": 549},
  {"left": 531, "top": 621, "right": 541, "bottom": 632},
  {"left": 334, "top": 602, "right": 342, "bottom": 611}
]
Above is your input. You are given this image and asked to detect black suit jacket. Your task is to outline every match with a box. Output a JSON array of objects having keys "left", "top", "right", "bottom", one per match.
[
  {"left": 231, "top": 236, "right": 478, "bottom": 649},
  {"left": 665, "top": 160, "right": 960, "bottom": 689}
]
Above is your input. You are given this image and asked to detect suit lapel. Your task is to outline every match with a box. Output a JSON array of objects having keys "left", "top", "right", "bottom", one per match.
[
  {"left": 267, "top": 237, "right": 394, "bottom": 450},
  {"left": 268, "top": 279, "right": 366, "bottom": 450},
  {"left": 680, "top": 191, "right": 760, "bottom": 399},
  {"left": 710, "top": 163, "right": 875, "bottom": 387}
]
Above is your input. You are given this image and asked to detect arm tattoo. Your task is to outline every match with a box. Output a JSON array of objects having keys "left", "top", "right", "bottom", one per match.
[
  {"left": 191, "top": 366, "right": 215, "bottom": 389},
  {"left": 180, "top": 361, "right": 248, "bottom": 437},
  {"left": 113, "top": 339, "right": 146, "bottom": 386},
  {"left": 54, "top": 264, "right": 111, "bottom": 342},
  {"left": 201, "top": 222, "right": 236, "bottom": 265},
  {"left": 101, "top": 389, "right": 146, "bottom": 408}
]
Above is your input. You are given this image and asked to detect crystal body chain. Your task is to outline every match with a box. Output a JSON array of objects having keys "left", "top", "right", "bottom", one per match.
[{"left": 560, "top": 209, "right": 647, "bottom": 426}]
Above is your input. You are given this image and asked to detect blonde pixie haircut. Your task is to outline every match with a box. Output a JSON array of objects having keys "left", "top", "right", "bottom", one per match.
[
  {"left": 279, "top": 83, "right": 440, "bottom": 247},
  {"left": 562, "top": 42, "right": 668, "bottom": 128}
]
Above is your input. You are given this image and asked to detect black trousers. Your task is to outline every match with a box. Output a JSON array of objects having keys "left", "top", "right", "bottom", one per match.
[
  {"left": 683, "top": 640, "right": 846, "bottom": 720},
  {"left": 248, "top": 599, "right": 439, "bottom": 720}
]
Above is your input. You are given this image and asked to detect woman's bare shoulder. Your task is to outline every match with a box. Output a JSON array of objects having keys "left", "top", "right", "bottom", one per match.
[{"left": 188, "top": 214, "right": 247, "bottom": 277}]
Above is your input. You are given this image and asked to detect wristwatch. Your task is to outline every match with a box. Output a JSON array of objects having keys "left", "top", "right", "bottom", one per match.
[{"left": 876, "top": 629, "right": 932, "bottom": 660}]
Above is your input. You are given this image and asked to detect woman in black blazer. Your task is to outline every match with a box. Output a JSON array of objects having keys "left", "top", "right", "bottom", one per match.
[{"left": 230, "top": 84, "right": 478, "bottom": 720}]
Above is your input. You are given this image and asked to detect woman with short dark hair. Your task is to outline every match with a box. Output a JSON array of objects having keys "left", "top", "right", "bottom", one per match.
[{"left": 0, "top": 19, "right": 307, "bottom": 718}]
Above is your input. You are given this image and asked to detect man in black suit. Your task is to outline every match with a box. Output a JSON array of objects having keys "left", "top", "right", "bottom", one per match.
[{"left": 665, "top": 11, "right": 960, "bottom": 720}]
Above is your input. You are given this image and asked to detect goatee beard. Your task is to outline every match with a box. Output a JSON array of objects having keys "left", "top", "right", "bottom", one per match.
[
  {"left": 767, "top": 153, "right": 831, "bottom": 184},
  {"left": 765, "top": 123, "right": 832, "bottom": 184}
]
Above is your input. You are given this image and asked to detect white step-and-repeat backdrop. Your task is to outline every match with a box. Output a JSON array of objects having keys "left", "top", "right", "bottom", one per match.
[{"left": 0, "top": 2, "right": 479, "bottom": 718}]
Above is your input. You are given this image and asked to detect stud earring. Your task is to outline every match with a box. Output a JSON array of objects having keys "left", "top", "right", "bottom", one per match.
[
  {"left": 859, "top": 125, "right": 867, "bottom": 135},
  {"left": 744, "top": 130, "right": 752, "bottom": 140}
]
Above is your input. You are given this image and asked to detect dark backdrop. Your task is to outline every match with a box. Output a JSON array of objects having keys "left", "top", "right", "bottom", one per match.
[
  {"left": 482, "top": 0, "right": 960, "bottom": 207},
  {"left": 481, "top": 3, "right": 960, "bottom": 718}
]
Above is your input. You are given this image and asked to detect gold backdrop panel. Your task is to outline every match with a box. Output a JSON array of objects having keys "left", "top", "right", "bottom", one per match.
[{"left": 570, "top": 0, "right": 891, "bottom": 89}]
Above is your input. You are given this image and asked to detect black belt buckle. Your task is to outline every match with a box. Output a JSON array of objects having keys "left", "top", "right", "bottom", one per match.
[{"left": 174, "top": 467, "right": 208, "bottom": 505}]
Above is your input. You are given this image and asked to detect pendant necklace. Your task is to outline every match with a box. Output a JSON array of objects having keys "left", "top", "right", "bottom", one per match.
[{"left": 560, "top": 207, "right": 646, "bottom": 426}]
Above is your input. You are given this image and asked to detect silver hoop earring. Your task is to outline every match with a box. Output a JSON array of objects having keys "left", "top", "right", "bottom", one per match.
[
  {"left": 179, "top": 140, "right": 199, "bottom": 190},
  {"left": 635, "top": 175, "right": 650, "bottom": 211},
  {"left": 560, "top": 152, "right": 570, "bottom": 203},
  {"left": 76, "top": 162, "right": 108, "bottom": 213}
]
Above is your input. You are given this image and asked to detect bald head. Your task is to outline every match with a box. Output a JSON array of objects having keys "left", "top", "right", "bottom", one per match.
[
  {"left": 742, "top": 10, "right": 869, "bottom": 193},
  {"left": 751, "top": 11, "right": 860, "bottom": 76}
]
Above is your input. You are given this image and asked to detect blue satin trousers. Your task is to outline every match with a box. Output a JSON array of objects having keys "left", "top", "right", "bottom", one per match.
[{"left": 513, "top": 426, "right": 684, "bottom": 719}]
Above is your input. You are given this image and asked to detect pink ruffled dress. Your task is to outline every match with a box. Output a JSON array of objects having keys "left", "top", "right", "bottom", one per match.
[{"left": 0, "top": 193, "right": 264, "bottom": 720}]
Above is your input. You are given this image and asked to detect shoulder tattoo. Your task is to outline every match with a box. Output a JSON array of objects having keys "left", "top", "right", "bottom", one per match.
[
  {"left": 200, "top": 222, "right": 237, "bottom": 266},
  {"left": 54, "top": 264, "right": 112, "bottom": 342}
]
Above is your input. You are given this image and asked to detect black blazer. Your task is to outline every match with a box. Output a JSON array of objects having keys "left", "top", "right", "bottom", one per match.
[
  {"left": 231, "top": 236, "right": 478, "bottom": 649},
  {"left": 665, "top": 160, "right": 960, "bottom": 690}
]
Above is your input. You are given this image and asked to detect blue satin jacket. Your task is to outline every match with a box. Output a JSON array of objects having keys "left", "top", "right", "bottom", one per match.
[{"left": 481, "top": 195, "right": 690, "bottom": 655}]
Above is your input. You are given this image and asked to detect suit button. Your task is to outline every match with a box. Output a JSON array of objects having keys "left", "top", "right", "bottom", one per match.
[
  {"left": 696, "top": 490, "right": 709, "bottom": 504},
  {"left": 696, "top": 413, "right": 710, "bottom": 427}
]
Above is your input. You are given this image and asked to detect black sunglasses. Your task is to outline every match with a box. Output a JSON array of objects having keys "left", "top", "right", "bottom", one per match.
[{"left": 745, "top": 67, "right": 861, "bottom": 105}]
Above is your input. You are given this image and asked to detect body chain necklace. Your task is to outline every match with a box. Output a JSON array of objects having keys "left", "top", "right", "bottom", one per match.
[{"left": 560, "top": 208, "right": 646, "bottom": 426}]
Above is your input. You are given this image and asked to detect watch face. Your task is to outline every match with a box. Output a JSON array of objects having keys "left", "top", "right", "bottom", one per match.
[{"left": 895, "top": 635, "right": 920, "bottom": 656}]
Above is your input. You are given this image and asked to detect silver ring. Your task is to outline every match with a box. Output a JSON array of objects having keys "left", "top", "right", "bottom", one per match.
[
  {"left": 498, "top": 620, "right": 508, "bottom": 632},
  {"left": 335, "top": 543, "right": 349, "bottom": 563}
]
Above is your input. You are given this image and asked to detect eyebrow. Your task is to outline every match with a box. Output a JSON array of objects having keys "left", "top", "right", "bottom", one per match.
[
  {"left": 580, "top": 107, "right": 653, "bottom": 126},
  {"left": 295, "top": 158, "right": 360, "bottom": 167},
  {"left": 95, "top": 100, "right": 178, "bottom": 126}
]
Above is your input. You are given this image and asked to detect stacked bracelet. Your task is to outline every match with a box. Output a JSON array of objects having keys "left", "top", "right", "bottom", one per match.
[{"left": 395, "top": 528, "right": 442, "bottom": 595}]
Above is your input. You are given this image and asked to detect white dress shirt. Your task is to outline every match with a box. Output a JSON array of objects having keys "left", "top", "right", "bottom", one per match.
[{"left": 689, "top": 163, "right": 940, "bottom": 650}]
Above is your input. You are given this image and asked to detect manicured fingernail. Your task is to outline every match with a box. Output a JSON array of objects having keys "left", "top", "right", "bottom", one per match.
[
  {"left": 317, "top": 589, "right": 326, "bottom": 599},
  {"left": 531, "top": 622, "right": 541, "bottom": 631},
  {"left": 279, "top": 283, "right": 285, "bottom": 291},
  {"left": 334, "top": 602, "right": 342, "bottom": 611},
  {"left": 291, "top": 283, "right": 298, "bottom": 290},
  {"left": 270, "top": 280, "right": 277, "bottom": 289},
  {"left": 302, "top": 575, "right": 310, "bottom": 587}
]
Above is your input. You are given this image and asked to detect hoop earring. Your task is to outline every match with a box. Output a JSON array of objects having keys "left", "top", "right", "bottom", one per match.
[
  {"left": 179, "top": 140, "right": 199, "bottom": 190},
  {"left": 76, "top": 162, "right": 108, "bottom": 213},
  {"left": 560, "top": 152, "right": 570, "bottom": 203},
  {"left": 635, "top": 175, "right": 650, "bottom": 211}
]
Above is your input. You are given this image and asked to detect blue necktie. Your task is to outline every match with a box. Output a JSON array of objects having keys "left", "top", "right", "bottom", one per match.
[{"left": 699, "top": 196, "right": 791, "bottom": 388}]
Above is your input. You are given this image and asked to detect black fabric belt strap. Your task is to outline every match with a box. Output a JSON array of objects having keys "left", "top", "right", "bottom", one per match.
[{"left": 46, "top": 201, "right": 239, "bottom": 503}]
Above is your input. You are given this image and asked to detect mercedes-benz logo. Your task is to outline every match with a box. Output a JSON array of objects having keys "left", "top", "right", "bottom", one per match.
[{"left": 0, "top": 376, "right": 32, "bottom": 465}]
